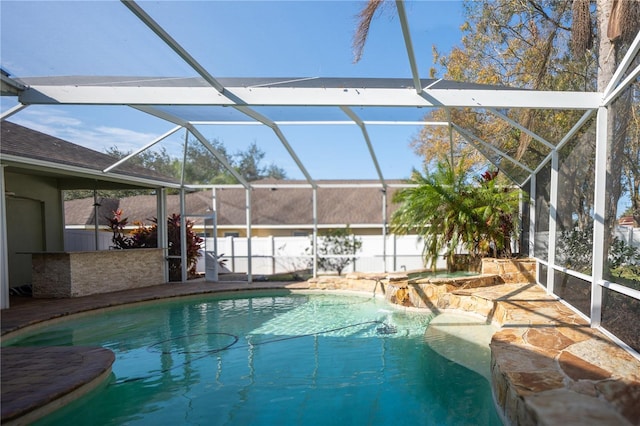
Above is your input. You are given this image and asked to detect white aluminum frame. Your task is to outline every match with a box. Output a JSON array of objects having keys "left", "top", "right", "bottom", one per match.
[{"left": 0, "top": 0, "right": 638, "bottom": 357}]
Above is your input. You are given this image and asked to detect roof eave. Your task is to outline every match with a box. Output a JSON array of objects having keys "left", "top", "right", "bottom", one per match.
[{"left": 1, "top": 154, "right": 181, "bottom": 189}]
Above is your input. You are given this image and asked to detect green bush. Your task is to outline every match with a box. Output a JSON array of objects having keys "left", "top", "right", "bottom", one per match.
[
  {"left": 107, "top": 209, "right": 203, "bottom": 281},
  {"left": 306, "top": 227, "right": 362, "bottom": 276}
]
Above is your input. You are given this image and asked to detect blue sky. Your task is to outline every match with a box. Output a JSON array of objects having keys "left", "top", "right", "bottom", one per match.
[{"left": 0, "top": 1, "right": 466, "bottom": 181}]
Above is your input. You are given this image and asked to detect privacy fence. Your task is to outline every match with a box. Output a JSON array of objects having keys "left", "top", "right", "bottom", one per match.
[{"left": 196, "top": 234, "right": 443, "bottom": 275}]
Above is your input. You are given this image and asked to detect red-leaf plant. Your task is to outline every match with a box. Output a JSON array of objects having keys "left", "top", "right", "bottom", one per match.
[{"left": 107, "top": 210, "right": 203, "bottom": 281}]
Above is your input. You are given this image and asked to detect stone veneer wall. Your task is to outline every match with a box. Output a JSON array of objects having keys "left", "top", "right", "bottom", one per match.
[
  {"left": 306, "top": 262, "right": 640, "bottom": 426},
  {"left": 32, "top": 249, "right": 165, "bottom": 298},
  {"left": 481, "top": 257, "right": 537, "bottom": 284}
]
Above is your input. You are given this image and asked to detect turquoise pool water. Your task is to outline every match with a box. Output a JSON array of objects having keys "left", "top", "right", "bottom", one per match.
[{"left": 9, "top": 291, "right": 501, "bottom": 425}]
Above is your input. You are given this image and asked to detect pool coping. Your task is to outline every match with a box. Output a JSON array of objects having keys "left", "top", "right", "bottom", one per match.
[
  {"left": 2, "top": 278, "right": 639, "bottom": 425},
  {"left": 1, "top": 346, "right": 114, "bottom": 425},
  {"left": 308, "top": 274, "right": 640, "bottom": 425}
]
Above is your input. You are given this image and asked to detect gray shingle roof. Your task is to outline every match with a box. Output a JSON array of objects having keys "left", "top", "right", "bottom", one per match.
[
  {"left": 65, "top": 183, "right": 405, "bottom": 227},
  {"left": 65, "top": 197, "right": 120, "bottom": 227},
  {"left": 1, "top": 121, "right": 178, "bottom": 184}
]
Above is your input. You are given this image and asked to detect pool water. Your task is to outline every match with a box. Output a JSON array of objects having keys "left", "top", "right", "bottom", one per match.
[{"left": 8, "top": 291, "right": 501, "bottom": 425}]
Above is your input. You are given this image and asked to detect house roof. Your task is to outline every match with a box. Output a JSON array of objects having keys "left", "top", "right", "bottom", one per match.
[
  {"left": 215, "top": 181, "right": 404, "bottom": 226},
  {"left": 1, "top": 121, "right": 179, "bottom": 188},
  {"left": 65, "top": 182, "right": 405, "bottom": 228}
]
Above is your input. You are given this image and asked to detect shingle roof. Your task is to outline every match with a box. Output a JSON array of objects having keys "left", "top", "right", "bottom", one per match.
[
  {"left": 2, "top": 121, "right": 406, "bottom": 228},
  {"left": 65, "top": 197, "right": 120, "bottom": 227},
  {"left": 65, "top": 183, "right": 405, "bottom": 227},
  {"left": 1, "top": 121, "right": 178, "bottom": 184},
  {"left": 214, "top": 183, "right": 403, "bottom": 225}
]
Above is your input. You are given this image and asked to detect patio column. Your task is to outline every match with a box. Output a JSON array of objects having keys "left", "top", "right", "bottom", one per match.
[
  {"left": 0, "top": 165, "right": 9, "bottom": 309},
  {"left": 246, "top": 188, "right": 252, "bottom": 283},
  {"left": 180, "top": 188, "right": 188, "bottom": 282},
  {"left": 382, "top": 188, "right": 387, "bottom": 272},
  {"left": 546, "top": 149, "right": 559, "bottom": 295},
  {"left": 528, "top": 174, "right": 536, "bottom": 258},
  {"left": 590, "top": 106, "right": 608, "bottom": 327},
  {"left": 312, "top": 187, "right": 318, "bottom": 278},
  {"left": 93, "top": 188, "right": 99, "bottom": 250},
  {"left": 157, "top": 188, "right": 168, "bottom": 283}
]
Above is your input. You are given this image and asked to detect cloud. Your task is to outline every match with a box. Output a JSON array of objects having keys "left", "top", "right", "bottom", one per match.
[
  {"left": 20, "top": 109, "right": 83, "bottom": 127},
  {"left": 11, "top": 110, "right": 160, "bottom": 154}
]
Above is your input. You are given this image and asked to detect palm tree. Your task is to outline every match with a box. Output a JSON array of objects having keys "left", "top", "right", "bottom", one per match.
[{"left": 391, "top": 161, "right": 521, "bottom": 271}]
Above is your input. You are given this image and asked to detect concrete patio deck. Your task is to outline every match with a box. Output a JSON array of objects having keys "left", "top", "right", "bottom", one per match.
[{"left": 1, "top": 277, "right": 639, "bottom": 425}]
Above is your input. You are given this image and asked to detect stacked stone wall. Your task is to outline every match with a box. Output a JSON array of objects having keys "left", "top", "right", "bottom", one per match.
[
  {"left": 481, "top": 258, "right": 536, "bottom": 283},
  {"left": 32, "top": 249, "right": 165, "bottom": 298}
]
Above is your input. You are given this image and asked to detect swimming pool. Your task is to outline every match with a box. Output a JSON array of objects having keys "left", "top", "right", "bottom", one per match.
[{"left": 8, "top": 291, "right": 501, "bottom": 425}]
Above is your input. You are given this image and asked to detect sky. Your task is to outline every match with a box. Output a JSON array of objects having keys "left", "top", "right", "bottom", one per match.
[{"left": 0, "top": 1, "right": 467, "bottom": 181}]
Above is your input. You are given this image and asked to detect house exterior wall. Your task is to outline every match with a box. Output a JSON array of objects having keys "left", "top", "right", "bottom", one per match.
[{"left": 4, "top": 172, "right": 64, "bottom": 288}]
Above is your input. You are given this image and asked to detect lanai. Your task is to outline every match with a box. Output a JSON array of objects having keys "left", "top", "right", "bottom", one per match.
[{"left": 1, "top": 1, "right": 639, "bottom": 356}]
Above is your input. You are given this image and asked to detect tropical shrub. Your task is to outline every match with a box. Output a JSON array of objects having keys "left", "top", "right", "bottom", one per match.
[
  {"left": 390, "top": 161, "right": 522, "bottom": 271},
  {"left": 306, "top": 227, "right": 362, "bottom": 276},
  {"left": 556, "top": 216, "right": 640, "bottom": 281},
  {"left": 609, "top": 237, "right": 640, "bottom": 272},
  {"left": 557, "top": 224, "right": 594, "bottom": 274},
  {"left": 107, "top": 209, "right": 203, "bottom": 281}
]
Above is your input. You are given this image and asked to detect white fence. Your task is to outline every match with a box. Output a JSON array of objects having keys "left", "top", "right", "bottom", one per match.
[
  {"left": 536, "top": 226, "right": 640, "bottom": 264},
  {"left": 63, "top": 230, "right": 435, "bottom": 274},
  {"left": 198, "top": 235, "right": 444, "bottom": 275},
  {"left": 615, "top": 226, "right": 640, "bottom": 253},
  {"left": 64, "top": 226, "right": 639, "bottom": 276},
  {"left": 64, "top": 229, "right": 113, "bottom": 251}
]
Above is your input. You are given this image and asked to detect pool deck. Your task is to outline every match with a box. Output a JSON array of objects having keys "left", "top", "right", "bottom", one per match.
[{"left": 1, "top": 278, "right": 639, "bottom": 425}]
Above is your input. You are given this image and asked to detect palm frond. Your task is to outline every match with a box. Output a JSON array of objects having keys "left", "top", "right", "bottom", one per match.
[{"left": 353, "top": 0, "right": 384, "bottom": 63}]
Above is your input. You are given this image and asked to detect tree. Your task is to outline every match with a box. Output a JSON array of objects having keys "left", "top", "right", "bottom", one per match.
[
  {"left": 623, "top": 95, "right": 640, "bottom": 227},
  {"left": 65, "top": 139, "right": 289, "bottom": 200},
  {"left": 105, "top": 146, "right": 178, "bottom": 177},
  {"left": 263, "top": 163, "right": 288, "bottom": 180},
  {"left": 180, "top": 138, "right": 288, "bottom": 184},
  {"left": 232, "top": 141, "right": 288, "bottom": 182},
  {"left": 307, "top": 227, "right": 363, "bottom": 276},
  {"left": 64, "top": 147, "right": 176, "bottom": 200},
  {"left": 390, "top": 161, "right": 521, "bottom": 271},
  {"left": 579, "top": 0, "right": 640, "bottom": 263},
  {"left": 354, "top": 0, "right": 640, "bottom": 263},
  {"left": 430, "top": 1, "right": 596, "bottom": 175},
  {"left": 355, "top": 1, "right": 594, "bottom": 173},
  {"left": 182, "top": 138, "right": 234, "bottom": 184},
  {"left": 114, "top": 139, "right": 288, "bottom": 184}
]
